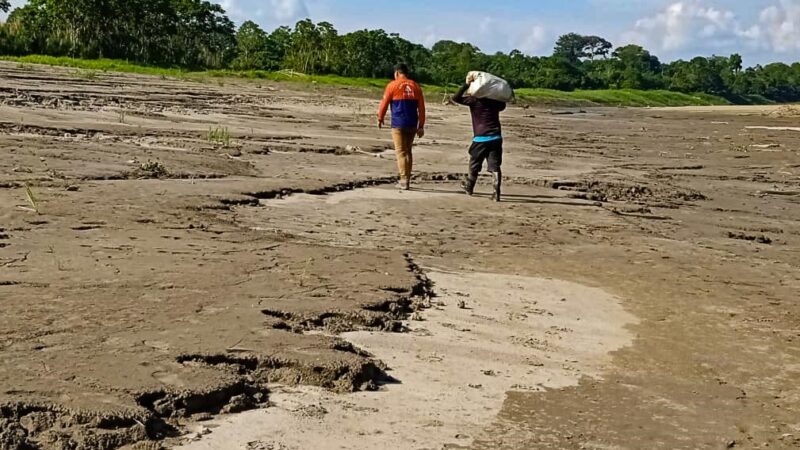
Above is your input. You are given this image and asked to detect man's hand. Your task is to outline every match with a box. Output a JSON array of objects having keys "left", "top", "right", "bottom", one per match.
[
  {"left": 417, "top": 128, "right": 425, "bottom": 139},
  {"left": 377, "top": 119, "right": 384, "bottom": 129}
]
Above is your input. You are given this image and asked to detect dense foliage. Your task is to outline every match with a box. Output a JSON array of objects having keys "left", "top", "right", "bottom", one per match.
[{"left": 1, "top": 1, "right": 798, "bottom": 103}]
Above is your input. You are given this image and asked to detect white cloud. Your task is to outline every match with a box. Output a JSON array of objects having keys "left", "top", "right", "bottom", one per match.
[
  {"left": 622, "top": 1, "right": 740, "bottom": 52},
  {"left": 218, "top": 0, "right": 244, "bottom": 20},
  {"left": 269, "top": 0, "right": 309, "bottom": 22},
  {"left": 475, "top": 17, "right": 551, "bottom": 56},
  {"left": 213, "top": 0, "right": 308, "bottom": 25},
  {"left": 517, "top": 26, "right": 549, "bottom": 55},
  {"left": 752, "top": 0, "right": 800, "bottom": 52},
  {"left": 622, "top": 0, "right": 800, "bottom": 58}
]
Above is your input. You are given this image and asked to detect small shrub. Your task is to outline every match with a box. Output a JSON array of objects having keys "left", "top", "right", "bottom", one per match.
[{"left": 138, "top": 160, "right": 168, "bottom": 178}]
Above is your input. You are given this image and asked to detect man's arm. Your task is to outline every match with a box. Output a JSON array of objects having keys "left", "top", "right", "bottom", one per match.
[
  {"left": 377, "top": 82, "right": 394, "bottom": 127},
  {"left": 452, "top": 83, "right": 477, "bottom": 106},
  {"left": 416, "top": 84, "right": 426, "bottom": 134}
]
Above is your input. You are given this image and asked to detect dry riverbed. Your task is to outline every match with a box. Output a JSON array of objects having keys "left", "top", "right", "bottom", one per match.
[{"left": 1, "top": 62, "right": 799, "bottom": 449}]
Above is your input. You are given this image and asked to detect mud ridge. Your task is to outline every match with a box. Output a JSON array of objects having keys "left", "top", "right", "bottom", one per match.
[
  {"left": 1, "top": 377, "right": 266, "bottom": 449},
  {"left": 1, "top": 401, "right": 156, "bottom": 450},
  {"left": 262, "top": 255, "right": 434, "bottom": 334},
  {"left": 552, "top": 179, "right": 706, "bottom": 205},
  {"left": 404, "top": 253, "right": 436, "bottom": 302},
  {"left": 0, "top": 343, "right": 392, "bottom": 450},
  {"left": 135, "top": 379, "right": 267, "bottom": 420},
  {"left": 242, "top": 176, "right": 398, "bottom": 201},
  {"left": 177, "top": 352, "right": 387, "bottom": 394},
  {"left": 262, "top": 308, "right": 408, "bottom": 333},
  {"left": 0, "top": 122, "right": 196, "bottom": 141}
]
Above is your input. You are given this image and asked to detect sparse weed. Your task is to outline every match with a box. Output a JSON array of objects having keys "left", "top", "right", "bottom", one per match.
[
  {"left": 207, "top": 126, "right": 232, "bottom": 147},
  {"left": 24, "top": 184, "right": 40, "bottom": 214},
  {"left": 138, "top": 160, "right": 168, "bottom": 178},
  {"left": 76, "top": 69, "right": 98, "bottom": 79}
]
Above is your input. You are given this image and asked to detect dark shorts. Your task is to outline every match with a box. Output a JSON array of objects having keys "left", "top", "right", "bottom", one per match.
[{"left": 468, "top": 139, "right": 503, "bottom": 173}]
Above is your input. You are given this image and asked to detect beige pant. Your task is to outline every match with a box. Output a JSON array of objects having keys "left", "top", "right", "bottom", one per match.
[{"left": 392, "top": 128, "right": 416, "bottom": 180}]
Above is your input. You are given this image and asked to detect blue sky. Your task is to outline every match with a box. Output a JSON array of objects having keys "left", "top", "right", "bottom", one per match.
[
  {"left": 3, "top": 0, "right": 800, "bottom": 65},
  {"left": 217, "top": 0, "right": 800, "bottom": 66}
]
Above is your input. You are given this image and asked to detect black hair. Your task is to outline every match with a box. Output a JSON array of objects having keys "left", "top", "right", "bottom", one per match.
[{"left": 394, "top": 63, "right": 410, "bottom": 76}]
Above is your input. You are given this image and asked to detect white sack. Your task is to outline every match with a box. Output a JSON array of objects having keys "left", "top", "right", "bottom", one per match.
[{"left": 465, "top": 71, "right": 515, "bottom": 103}]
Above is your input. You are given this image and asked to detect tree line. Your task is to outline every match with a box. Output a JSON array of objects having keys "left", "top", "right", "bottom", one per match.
[{"left": 1, "top": 0, "right": 799, "bottom": 103}]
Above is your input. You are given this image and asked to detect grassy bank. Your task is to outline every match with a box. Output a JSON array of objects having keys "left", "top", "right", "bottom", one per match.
[
  {"left": 515, "top": 88, "right": 730, "bottom": 107},
  {"left": 1, "top": 55, "right": 188, "bottom": 77},
  {"left": 2, "top": 55, "right": 731, "bottom": 107}
]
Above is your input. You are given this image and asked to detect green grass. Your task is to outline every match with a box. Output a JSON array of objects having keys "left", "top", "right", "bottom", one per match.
[
  {"left": 0, "top": 55, "right": 187, "bottom": 77},
  {"left": 201, "top": 69, "right": 452, "bottom": 94},
  {"left": 515, "top": 88, "right": 730, "bottom": 107},
  {"left": 207, "top": 126, "right": 232, "bottom": 147},
  {"left": 1, "top": 55, "right": 731, "bottom": 107}
]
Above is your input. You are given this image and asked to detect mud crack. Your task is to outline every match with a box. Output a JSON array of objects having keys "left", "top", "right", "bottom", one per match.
[
  {"left": 262, "top": 254, "right": 434, "bottom": 334},
  {"left": 241, "top": 176, "right": 398, "bottom": 201}
]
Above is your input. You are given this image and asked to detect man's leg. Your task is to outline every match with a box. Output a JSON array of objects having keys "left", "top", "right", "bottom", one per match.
[
  {"left": 462, "top": 142, "right": 485, "bottom": 196},
  {"left": 403, "top": 129, "right": 416, "bottom": 190},
  {"left": 486, "top": 140, "right": 504, "bottom": 202},
  {"left": 391, "top": 129, "right": 408, "bottom": 187}
]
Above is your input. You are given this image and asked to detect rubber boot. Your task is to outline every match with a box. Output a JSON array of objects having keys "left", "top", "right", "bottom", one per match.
[
  {"left": 492, "top": 171, "right": 502, "bottom": 202},
  {"left": 461, "top": 173, "right": 478, "bottom": 196}
]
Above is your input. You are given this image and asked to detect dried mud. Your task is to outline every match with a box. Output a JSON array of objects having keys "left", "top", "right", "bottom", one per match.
[{"left": 2, "top": 62, "right": 800, "bottom": 449}]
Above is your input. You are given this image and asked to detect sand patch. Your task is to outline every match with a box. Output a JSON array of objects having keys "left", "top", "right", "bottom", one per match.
[
  {"left": 178, "top": 269, "right": 636, "bottom": 450},
  {"left": 745, "top": 126, "right": 800, "bottom": 132},
  {"left": 264, "top": 186, "right": 460, "bottom": 207}
]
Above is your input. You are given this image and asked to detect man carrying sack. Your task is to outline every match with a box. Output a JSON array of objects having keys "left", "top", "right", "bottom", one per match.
[
  {"left": 452, "top": 71, "right": 513, "bottom": 202},
  {"left": 377, "top": 64, "right": 426, "bottom": 190}
]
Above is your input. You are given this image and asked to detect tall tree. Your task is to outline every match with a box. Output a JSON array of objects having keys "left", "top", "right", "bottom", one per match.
[
  {"left": 169, "top": 0, "right": 236, "bottom": 68},
  {"left": 431, "top": 40, "right": 484, "bottom": 84},
  {"left": 339, "top": 29, "right": 395, "bottom": 78},
  {"left": 317, "top": 21, "right": 339, "bottom": 73},
  {"left": 553, "top": 33, "right": 587, "bottom": 62},
  {"left": 584, "top": 36, "right": 613, "bottom": 61},
  {"left": 554, "top": 33, "right": 612, "bottom": 62},
  {"left": 232, "top": 20, "right": 269, "bottom": 70},
  {"left": 391, "top": 33, "right": 433, "bottom": 82},
  {"left": 612, "top": 44, "right": 663, "bottom": 89},
  {"left": 264, "top": 26, "right": 292, "bottom": 70},
  {"left": 284, "top": 19, "right": 322, "bottom": 73}
]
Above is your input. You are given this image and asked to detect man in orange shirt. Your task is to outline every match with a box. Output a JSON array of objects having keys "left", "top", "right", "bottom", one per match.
[{"left": 377, "top": 64, "right": 426, "bottom": 190}]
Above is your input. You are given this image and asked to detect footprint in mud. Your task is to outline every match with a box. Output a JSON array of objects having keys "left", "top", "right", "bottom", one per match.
[
  {"left": 151, "top": 370, "right": 185, "bottom": 388},
  {"left": 144, "top": 340, "right": 171, "bottom": 352},
  {"left": 291, "top": 404, "right": 328, "bottom": 420},
  {"left": 246, "top": 441, "right": 295, "bottom": 450},
  {"left": 510, "top": 335, "right": 553, "bottom": 352}
]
